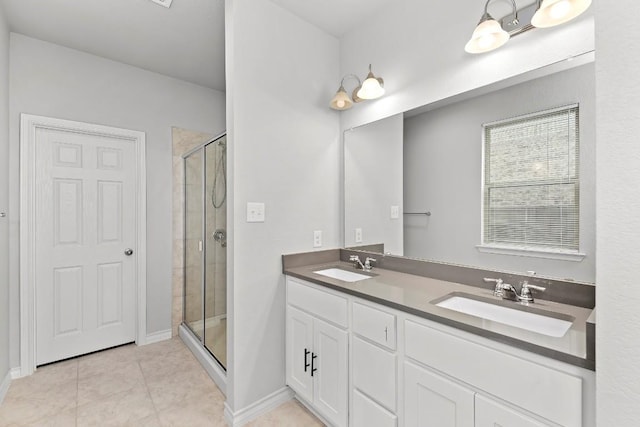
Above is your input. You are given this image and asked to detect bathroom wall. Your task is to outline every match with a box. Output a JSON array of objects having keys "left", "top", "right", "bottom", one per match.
[
  {"left": 344, "top": 113, "right": 403, "bottom": 255},
  {"left": 595, "top": 0, "right": 640, "bottom": 423},
  {"left": 225, "top": 0, "right": 340, "bottom": 414},
  {"left": 338, "top": 0, "right": 595, "bottom": 131},
  {"left": 403, "top": 63, "right": 595, "bottom": 282},
  {"left": 0, "top": 5, "right": 10, "bottom": 396},
  {"left": 8, "top": 34, "right": 226, "bottom": 368}
]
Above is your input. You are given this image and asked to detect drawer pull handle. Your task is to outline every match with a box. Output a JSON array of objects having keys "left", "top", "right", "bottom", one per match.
[
  {"left": 304, "top": 348, "right": 310, "bottom": 372},
  {"left": 311, "top": 352, "right": 318, "bottom": 377},
  {"left": 385, "top": 327, "right": 388, "bottom": 341}
]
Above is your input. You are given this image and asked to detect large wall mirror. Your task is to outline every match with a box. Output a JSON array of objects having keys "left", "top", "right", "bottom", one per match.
[{"left": 344, "top": 59, "right": 595, "bottom": 283}]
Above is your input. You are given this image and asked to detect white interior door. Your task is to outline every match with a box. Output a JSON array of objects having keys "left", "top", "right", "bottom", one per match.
[{"left": 34, "top": 126, "right": 137, "bottom": 365}]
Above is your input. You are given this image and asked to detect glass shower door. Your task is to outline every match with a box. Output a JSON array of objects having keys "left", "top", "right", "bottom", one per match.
[
  {"left": 204, "top": 137, "right": 227, "bottom": 368},
  {"left": 184, "top": 150, "right": 204, "bottom": 340}
]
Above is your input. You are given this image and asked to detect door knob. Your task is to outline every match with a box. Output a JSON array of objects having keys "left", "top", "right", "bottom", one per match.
[{"left": 124, "top": 248, "right": 134, "bottom": 256}]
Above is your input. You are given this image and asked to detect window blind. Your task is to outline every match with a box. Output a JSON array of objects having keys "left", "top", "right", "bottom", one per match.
[{"left": 483, "top": 105, "right": 579, "bottom": 251}]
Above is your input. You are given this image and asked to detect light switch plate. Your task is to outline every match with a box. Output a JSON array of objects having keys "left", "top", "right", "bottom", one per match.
[
  {"left": 390, "top": 205, "right": 400, "bottom": 219},
  {"left": 247, "top": 202, "right": 265, "bottom": 222},
  {"left": 313, "top": 230, "right": 322, "bottom": 248},
  {"left": 355, "top": 228, "right": 363, "bottom": 243}
]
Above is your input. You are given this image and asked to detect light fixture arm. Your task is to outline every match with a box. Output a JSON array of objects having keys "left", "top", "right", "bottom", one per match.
[
  {"left": 479, "top": 0, "right": 519, "bottom": 24},
  {"left": 340, "top": 74, "right": 362, "bottom": 89}
]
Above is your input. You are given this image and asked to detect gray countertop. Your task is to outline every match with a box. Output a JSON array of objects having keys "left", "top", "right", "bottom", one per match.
[{"left": 285, "top": 260, "right": 595, "bottom": 371}]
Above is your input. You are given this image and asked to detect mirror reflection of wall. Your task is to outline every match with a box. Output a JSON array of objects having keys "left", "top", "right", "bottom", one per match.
[
  {"left": 344, "top": 114, "right": 404, "bottom": 255},
  {"left": 345, "top": 62, "right": 595, "bottom": 283}
]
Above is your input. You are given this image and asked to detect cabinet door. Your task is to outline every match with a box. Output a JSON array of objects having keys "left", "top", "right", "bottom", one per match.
[
  {"left": 314, "top": 318, "right": 349, "bottom": 427},
  {"left": 352, "top": 335, "right": 397, "bottom": 412},
  {"left": 286, "top": 306, "right": 314, "bottom": 403},
  {"left": 476, "top": 394, "right": 551, "bottom": 427},
  {"left": 353, "top": 389, "right": 397, "bottom": 427},
  {"left": 404, "top": 361, "right": 474, "bottom": 427}
]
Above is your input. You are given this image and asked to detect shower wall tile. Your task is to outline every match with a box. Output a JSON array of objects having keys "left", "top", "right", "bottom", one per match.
[{"left": 171, "top": 127, "right": 213, "bottom": 336}]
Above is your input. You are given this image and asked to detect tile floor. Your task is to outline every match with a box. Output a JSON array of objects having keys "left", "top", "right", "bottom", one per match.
[{"left": 0, "top": 338, "right": 322, "bottom": 426}]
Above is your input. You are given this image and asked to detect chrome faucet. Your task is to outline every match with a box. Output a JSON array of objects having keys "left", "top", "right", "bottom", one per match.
[
  {"left": 484, "top": 277, "right": 546, "bottom": 303},
  {"left": 349, "top": 255, "right": 365, "bottom": 270},
  {"left": 364, "top": 257, "right": 376, "bottom": 271},
  {"left": 501, "top": 281, "right": 547, "bottom": 304}
]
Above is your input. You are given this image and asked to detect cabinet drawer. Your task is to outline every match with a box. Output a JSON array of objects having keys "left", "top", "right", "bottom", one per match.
[
  {"left": 353, "top": 336, "right": 397, "bottom": 412},
  {"left": 352, "top": 389, "right": 397, "bottom": 427},
  {"left": 352, "top": 301, "right": 396, "bottom": 350},
  {"left": 405, "top": 319, "right": 582, "bottom": 427},
  {"left": 476, "top": 394, "right": 550, "bottom": 427},
  {"left": 287, "top": 278, "right": 348, "bottom": 328}
]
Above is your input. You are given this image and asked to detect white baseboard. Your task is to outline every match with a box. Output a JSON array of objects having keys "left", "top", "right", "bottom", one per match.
[
  {"left": 179, "top": 324, "right": 227, "bottom": 396},
  {"left": 224, "top": 387, "right": 294, "bottom": 427},
  {"left": 0, "top": 370, "right": 11, "bottom": 405},
  {"left": 10, "top": 367, "right": 22, "bottom": 379},
  {"left": 143, "top": 329, "right": 172, "bottom": 345}
]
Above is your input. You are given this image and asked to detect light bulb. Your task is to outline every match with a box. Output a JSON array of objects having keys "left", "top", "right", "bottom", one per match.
[
  {"left": 337, "top": 99, "right": 345, "bottom": 108},
  {"left": 549, "top": 0, "right": 571, "bottom": 19}
]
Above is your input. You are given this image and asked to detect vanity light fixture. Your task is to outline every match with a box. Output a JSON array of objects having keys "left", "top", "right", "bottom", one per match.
[
  {"left": 465, "top": 0, "right": 518, "bottom": 54},
  {"left": 330, "top": 65, "right": 384, "bottom": 111},
  {"left": 465, "top": 0, "right": 591, "bottom": 54},
  {"left": 531, "top": 0, "right": 592, "bottom": 28}
]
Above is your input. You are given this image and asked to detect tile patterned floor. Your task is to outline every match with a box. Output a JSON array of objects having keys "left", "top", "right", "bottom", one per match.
[{"left": 0, "top": 338, "right": 322, "bottom": 427}]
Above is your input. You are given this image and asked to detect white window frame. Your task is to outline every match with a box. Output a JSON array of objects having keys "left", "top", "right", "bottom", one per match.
[{"left": 477, "top": 104, "right": 586, "bottom": 262}]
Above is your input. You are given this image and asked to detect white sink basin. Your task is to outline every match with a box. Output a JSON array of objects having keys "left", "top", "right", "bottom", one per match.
[
  {"left": 313, "top": 268, "right": 372, "bottom": 283},
  {"left": 435, "top": 294, "right": 573, "bottom": 337}
]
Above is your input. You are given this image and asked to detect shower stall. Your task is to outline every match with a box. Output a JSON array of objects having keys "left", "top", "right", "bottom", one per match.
[{"left": 182, "top": 133, "right": 227, "bottom": 371}]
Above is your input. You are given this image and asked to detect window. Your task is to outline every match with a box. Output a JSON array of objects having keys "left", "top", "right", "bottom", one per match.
[{"left": 482, "top": 105, "right": 579, "bottom": 254}]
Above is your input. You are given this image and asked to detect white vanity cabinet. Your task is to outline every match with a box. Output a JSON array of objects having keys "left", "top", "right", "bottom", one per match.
[
  {"left": 284, "top": 275, "right": 594, "bottom": 427},
  {"left": 351, "top": 302, "right": 398, "bottom": 426},
  {"left": 286, "top": 278, "right": 349, "bottom": 427}
]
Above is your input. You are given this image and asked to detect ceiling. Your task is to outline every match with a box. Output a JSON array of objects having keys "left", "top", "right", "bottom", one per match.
[
  {"left": 0, "top": 0, "right": 395, "bottom": 92},
  {"left": 2, "top": 0, "right": 226, "bottom": 91},
  {"left": 269, "top": 0, "right": 395, "bottom": 37}
]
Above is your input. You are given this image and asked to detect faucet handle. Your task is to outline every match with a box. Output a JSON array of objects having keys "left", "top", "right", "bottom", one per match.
[
  {"left": 349, "top": 255, "right": 360, "bottom": 261},
  {"left": 484, "top": 278, "right": 504, "bottom": 297},
  {"left": 364, "top": 257, "right": 376, "bottom": 270},
  {"left": 519, "top": 281, "right": 546, "bottom": 303},
  {"left": 523, "top": 283, "right": 546, "bottom": 292}
]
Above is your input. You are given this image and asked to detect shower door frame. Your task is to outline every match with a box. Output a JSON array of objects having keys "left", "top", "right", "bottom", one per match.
[{"left": 182, "top": 131, "right": 227, "bottom": 370}]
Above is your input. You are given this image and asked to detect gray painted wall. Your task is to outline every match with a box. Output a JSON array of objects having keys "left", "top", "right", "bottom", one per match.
[
  {"left": 595, "top": 0, "right": 640, "bottom": 423},
  {"left": 225, "top": 0, "right": 340, "bottom": 412},
  {"left": 0, "top": 6, "right": 10, "bottom": 387},
  {"left": 403, "top": 63, "right": 595, "bottom": 282},
  {"left": 8, "top": 34, "right": 226, "bottom": 368},
  {"left": 345, "top": 114, "right": 403, "bottom": 255}
]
